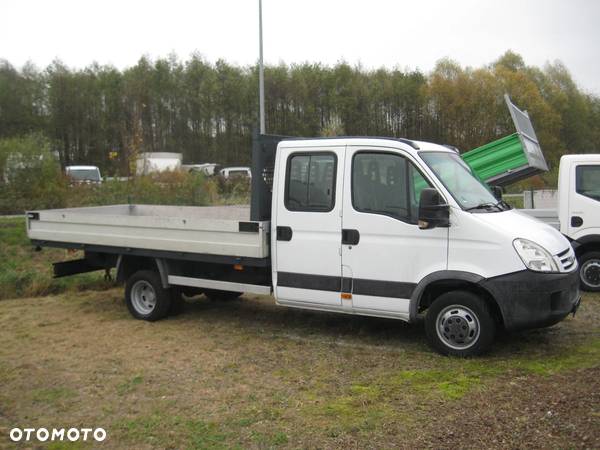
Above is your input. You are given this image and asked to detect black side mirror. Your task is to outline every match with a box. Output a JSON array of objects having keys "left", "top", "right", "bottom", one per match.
[
  {"left": 418, "top": 188, "right": 450, "bottom": 230},
  {"left": 491, "top": 185, "right": 503, "bottom": 201}
]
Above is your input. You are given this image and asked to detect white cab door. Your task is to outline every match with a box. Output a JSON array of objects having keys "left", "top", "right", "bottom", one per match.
[
  {"left": 274, "top": 145, "right": 345, "bottom": 307},
  {"left": 341, "top": 146, "right": 448, "bottom": 318},
  {"left": 568, "top": 162, "right": 600, "bottom": 239}
]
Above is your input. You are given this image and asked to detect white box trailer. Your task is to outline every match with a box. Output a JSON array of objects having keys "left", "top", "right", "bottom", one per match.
[
  {"left": 28, "top": 135, "right": 581, "bottom": 357},
  {"left": 136, "top": 152, "right": 182, "bottom": 175}
]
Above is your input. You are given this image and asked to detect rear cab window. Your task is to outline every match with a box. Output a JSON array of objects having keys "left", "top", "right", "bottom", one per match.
[{"left": 285, "top": 152, "right": 337, "bottom": 212}]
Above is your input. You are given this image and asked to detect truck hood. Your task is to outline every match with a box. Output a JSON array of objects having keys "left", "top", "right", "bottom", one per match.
[{"left": 470, "top": 209, "right": 569, "bottom": 256}]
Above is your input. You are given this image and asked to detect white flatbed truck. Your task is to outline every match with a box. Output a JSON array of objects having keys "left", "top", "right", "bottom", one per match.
[
  {"left": 519, "top": 154, "right": 600, "bottom": 291},
  {"left": 27, "top": 135, "right": 581, "bottom": 356}
]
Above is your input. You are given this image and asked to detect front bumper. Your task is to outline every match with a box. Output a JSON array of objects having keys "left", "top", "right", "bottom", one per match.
[{"left": 480, "top": 269, "right": 580, "bottom": 332}]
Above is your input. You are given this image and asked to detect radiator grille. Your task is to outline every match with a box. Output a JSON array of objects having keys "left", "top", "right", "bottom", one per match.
[{"left": 555, "top": 247, "right": 577, "bottom": 272}]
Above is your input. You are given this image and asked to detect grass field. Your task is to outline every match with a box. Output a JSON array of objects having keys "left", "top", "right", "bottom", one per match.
[
  {"left": 0, "top": 218, "right": 111, "bottom": 300},
  {"left": 0, "top": 218, "right": 599, "bottom": 448}
]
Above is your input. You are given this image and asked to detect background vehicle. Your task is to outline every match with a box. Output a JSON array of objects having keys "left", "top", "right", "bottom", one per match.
[
  {"left": 65, "top": 165, "right": 102, "bottom": 184},
  {"left": 520, "top": 154, "right": 600, "bottom": 291},
  {"left": 27, "top": 135, "right": 579, "bottom": 356},
  {"left": 135, "top": 152, "right": 182, "bottom": 175},
  {"left": 181, "top": 163, "right": 220, "bottom": 176},
  {"left": 220, "top": 166, "right": 251, "bottom": 179}
]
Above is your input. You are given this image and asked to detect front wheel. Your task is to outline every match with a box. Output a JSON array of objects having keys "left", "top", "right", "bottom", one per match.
[
  {"left": 579, "top": 251, "right": 600, "bottom": 292},
  {"left": 425, "top": 290, "right": 496, "bottom": 357}
]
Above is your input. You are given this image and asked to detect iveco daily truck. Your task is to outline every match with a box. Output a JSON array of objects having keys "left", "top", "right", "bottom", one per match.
[
  {"left": 26, "top": 135, "right": 581, "bottom": 356},
  {"left": 521, "top": 154, "right": 600, "bottom": 292}
]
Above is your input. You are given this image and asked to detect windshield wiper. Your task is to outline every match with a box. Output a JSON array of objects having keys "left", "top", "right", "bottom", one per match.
[
  {"left": 498, "top": 200, "right": 512, "bottom": 210},
  {"left": 465, "top": 202, "right": 503, "bottom": 212}
]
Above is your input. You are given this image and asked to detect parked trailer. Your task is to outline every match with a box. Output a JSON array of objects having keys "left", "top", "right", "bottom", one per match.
[{"left": 28, "top": 135, "right": 580, "bottom": 356}]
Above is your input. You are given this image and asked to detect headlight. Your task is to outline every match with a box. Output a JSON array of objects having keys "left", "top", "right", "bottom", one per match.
[{"left": 513, "top": 238, "right": 559, "bottom": 272}]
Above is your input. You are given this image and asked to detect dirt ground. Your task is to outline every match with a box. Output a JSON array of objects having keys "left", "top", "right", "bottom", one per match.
[{"left": 0, "top": 289, "right": 599, "bottom": 449}]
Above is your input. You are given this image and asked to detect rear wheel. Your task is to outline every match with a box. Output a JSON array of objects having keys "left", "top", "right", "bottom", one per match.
[
  {"left": 204, "top": 289, "right": 242, "bottom": 301},
  {"left": 125, "top": 270, "right": 171, "bottom": 321},
  {"left": 425, "top": 290, "right": 496, "bottom": 357},
  {"left": 579, "top": 251, "right": 600, "bottom": 292}
]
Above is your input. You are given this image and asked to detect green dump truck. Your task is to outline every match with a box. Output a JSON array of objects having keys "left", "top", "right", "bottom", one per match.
[{"left": 462, "top": 94, "right": 549, "bottom": 186}]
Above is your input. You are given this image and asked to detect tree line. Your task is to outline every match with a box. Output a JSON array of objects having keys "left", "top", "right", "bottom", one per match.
[{"left": 1, "top": 51, "right": 599, "bottom": 183}]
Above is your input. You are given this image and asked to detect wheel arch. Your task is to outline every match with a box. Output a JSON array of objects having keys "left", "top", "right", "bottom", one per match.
[
  {"left": 116, "top": 255, "right": 169, "bottom": 288},
  {"left": 572, "top": 235, "right": 600, "bottom": 258},
  {"left": 410, "top": 271, "right": 504, "bottom": 327}
]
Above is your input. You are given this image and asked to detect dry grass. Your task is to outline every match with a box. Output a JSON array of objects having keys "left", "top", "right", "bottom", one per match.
[{"left": 0, "top": 288, "right": 599, "bottom": 449}]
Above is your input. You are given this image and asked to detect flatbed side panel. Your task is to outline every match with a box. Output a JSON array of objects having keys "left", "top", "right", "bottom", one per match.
[
  {"left": 30, "top": 205, "right": 255, "bottom": 232},
  {"left": 27, "top": 204, "right": 270, "bottom": 259}
]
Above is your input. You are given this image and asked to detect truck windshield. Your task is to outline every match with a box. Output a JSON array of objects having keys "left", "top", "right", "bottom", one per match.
[{"left": 421, "top": 152, "right": 501, "bottom": 211}]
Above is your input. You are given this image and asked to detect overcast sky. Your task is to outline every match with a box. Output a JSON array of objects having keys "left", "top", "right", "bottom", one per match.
[{"left": 2, "top": 0, "right": 599, "bottom": 94}]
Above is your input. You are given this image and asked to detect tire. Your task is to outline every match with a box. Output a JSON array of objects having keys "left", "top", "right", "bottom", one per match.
[
  {"left": 578, "top": 251, "right": 600, "bottom": 292},
  {"left": 204, "top": 289, "right": 242, "bottom": 301},
  {"left": 425, "top": 290, "right": 496, "bottom": 357},
  {"left": 125, "top": 270, "right": 172, "bottom": 321}
]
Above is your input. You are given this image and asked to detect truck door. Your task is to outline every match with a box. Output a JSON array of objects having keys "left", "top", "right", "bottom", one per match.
[
  {"left": 568, "top": 162, "right": 600, "bottom": 238},
  {"left": 341, "top": 147, "right": 448, "bottom": 318},
  {"left": 273, "top": 144, "right": 345, "bottom": 307}
]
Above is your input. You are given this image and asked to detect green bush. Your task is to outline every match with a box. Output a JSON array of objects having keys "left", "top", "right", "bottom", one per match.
[
  {"left": 0, "top": 134, "right": 67, "bottom": 213},
  {"left": 0, "top": 135, "right": 251, "bottom": 214}
]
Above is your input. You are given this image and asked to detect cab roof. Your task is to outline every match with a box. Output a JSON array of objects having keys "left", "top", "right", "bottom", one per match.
[
  {"left": 277, "top": 136, "right": 454, "bottom": 156},
  {"left": 560, "top": 153, "right": 600, "bottom": 163}
]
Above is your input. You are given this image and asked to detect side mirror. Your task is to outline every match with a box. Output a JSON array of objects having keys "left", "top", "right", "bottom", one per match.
[
  {"left": 418, "top": 188, "right": 450, "bottom": 230},
  {"left": 491, "top": 185, "right": 503, "bottom": 201}
]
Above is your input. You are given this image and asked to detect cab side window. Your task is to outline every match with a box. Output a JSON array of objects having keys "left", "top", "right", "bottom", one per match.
[
  {"left": 285, "top": 153, "right": 336, "bottom": 211},
  {"left": 352, "top": 152, "right": 432, "bottom": 223},
  {"left": 576, "top": 165, "right": 600, "bottom": 202}
]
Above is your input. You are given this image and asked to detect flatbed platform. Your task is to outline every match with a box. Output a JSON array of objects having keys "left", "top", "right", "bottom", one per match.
[{"left": 27, "top": 204, "right": 270, "bottom": 259}]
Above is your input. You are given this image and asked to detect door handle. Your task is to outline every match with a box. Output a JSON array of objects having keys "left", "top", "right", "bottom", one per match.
[
  {"left": 276, "top": 226, "right": 293, "bottom": 241},
  {"left": 571, "top": 216, "right": 583, "bottom": 227},
  {"left": 342, "top": 229, "right": 360, "bottom": 245}
]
